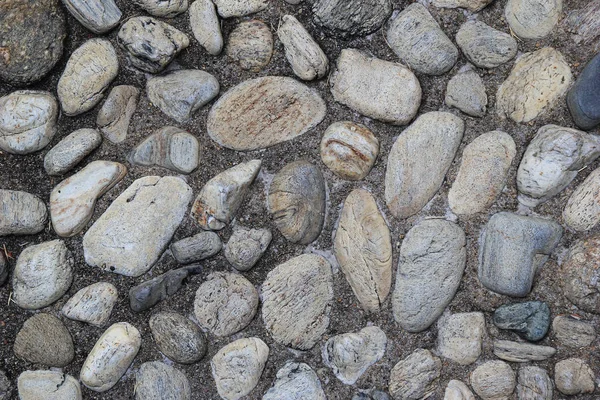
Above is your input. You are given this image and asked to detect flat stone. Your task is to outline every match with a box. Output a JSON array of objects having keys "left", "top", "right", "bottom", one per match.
[
  {"left": 322, "top": 326, "right": 387, "bottom": 385},
  {"left": 17, "top": 371, "right": 81, "bottom": 400},
  {"left": 564, "top": 1, "right": 600, "bottom": 52},
  {"left": 388, "top": 349, "right": 441, "bottom": 400},
  {"left": 493, "top": 340, "right": 556, "bottom": 362},
  {"left": 129, "top": 126, "right": 199, "bottom": 173},
  {"left": 14, "top": 313, "right": 74, "bottom": 367},
  {"left": 568, "top": 52, "right": 600, "bottom": 130},
  {"left": 135, "top": 362, "right": 190, "bottom": 400},
  {"left": 194, "top": 272, "right": 259, "bottom": 336},
  {"left": 224, "top": 226, "right": 271, "bottom": 271},
  {"left": 263, "top": 362, "right": 326, "bottom": 400},
  {"left": 432, "top": 0, "right": 494, "bottom": 12},
  {"left": 554, "top": 358, "right": 595, "bottom": 395},
  {"left": 449, "top": 131, "right": 515, "bottom": 215},
  {"left": 385, "top": 112, "right": 464, "bottom": 219},
  {"left": 227, "top": 20, "right": 273, "bottom": 72},
  {"left": 192, "top": 160, "right": 260, "bottom": 230},
  {"left": 312, "top": 0, "right": 391, "bottom": 39},
  {"left": 262, "top": 254, "right": 333, "bottom": 350},
  {"left": 505, "top": 0, "right": 562, "bottom": 39},
  {"left": 211, "top": 338, "right": 269, "bottom": 400},
  {"left": 50, "top": 161, "right": 127, "bottom": 237},
  {"left": 117, "top": 17, "right": 189, "bottom": 73},
  {"left": 212, "top": 0, "right": 267, "bottom": 17},
  {"left": 444, "top": 380, "right": 475, "bottom": 400},
  {"left": 330, "top": 49, "right": 421, "bottom": 125},
  {"left": 171, "top": 231, "right": 222, "bottom": 264},
  {"left": 386, "top": 3, "right": 458, "bottom": 75},
  {"left": 563, "top": 167, "right": 600, "bottom": 231},
  {"left": 320, "top": 121, "right": 379, "bottom": 181},
  {"left": 0, "top": 253, "right": 7, "bottom": 287},
  {"left": 0, "top": 190, "right": 47, "bottom": 236},
  {"left": 561, "top": 235, "right": 600, "bottom": 313},
  {"left": 493, "top": 301, "right": 550, "bottom": 342},
  {"left": 517, "top": 366, "right": 553, "bottom": 400},
  {"left": 278, "top": 15, "right": 329, "bottom": 81},
  {"left": 437, "top": 312, "right": 485, "bottom": 365},
  {"left": 83, "top": 176, "right": 192, "bottom": 277},
  {"left": 334, "top": 189, "right": 392, "bottom": 313},
  {"left": 470, "top": 361, "right": 516, "bottom": 400},
  {"left": 62, "top": 0, "right": 121, "bottom": 33},
  {"left": 147, "top": 69, "right": 219, "bottom": 123},
  {"left": 189, "top": 0, "right": 223, "bottom": 55},
  {"left": 44, "top": 129, "right": 102, "bottom": 176},
  {"left": 552, "top": 316, "right": 596, "bottom": 348},
  {"left": 445, "top": 70, "right": 488, "bottom": 117},
  {"left": 497, "top": 47, "right": 572, "bottom": 123},
  {"left": 479, "top": 212, "right": 562, "bottom": 297},
  {"left": 456, "top": 20, "right": 518, "bottom": 69},
  {"left": 134, "top": 0, "right": 189, "bottom": 17},
  {"left": 207, "top": 76, "right": 326, "bottom": 150},
  {"left": 62, "top": 282, "right": 118, "bottom": 327},
  {"left": 0, "top": 91, "right": 58, "bottom": 154},
  {"left": 517, "top": 125, "right": 600, "bottom": 207},
  {"left": 12, "top": 240, "right": 73, "bottom": 310},
  {"left": 80, "top": 322, "right": 141, "bottom": 393},
  {"left": 268, "top": 161, "right": 326, "bottom": 244},
  {"left": 96, "top": 85, "right": 140, "bottom": 144},
  {"left": 149, "top": 311, "right": 207, "bottom": 364}
]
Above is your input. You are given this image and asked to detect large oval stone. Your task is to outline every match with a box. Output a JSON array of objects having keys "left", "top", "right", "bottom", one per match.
[
  {"left": 135, "top": 361, "right": 191, "bottom": 400},
  {"left": 62, "top": 0, "right": 122, "bottom": 34}
]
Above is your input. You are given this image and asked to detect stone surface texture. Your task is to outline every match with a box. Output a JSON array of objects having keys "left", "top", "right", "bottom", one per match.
[
  {"left": 493, "top": 340, "right": 556, "bottom": 362},
  {"left": 561, "top": 234, "right": 600, "bottom": 313},
  {"left": 96, "top": 85, "right": 140, "bottom": 144},
  {"left": 62, "top": 282, "right": 118, "bottom": 327},
  {"left": 224, "top": 226, "right": 271, "bottom": 271},
  {"left": 445, "top": 70, "right": 488, "bottom": 117},
  {"left": 0, "top": 190, "right": 47, "bottom": 236},
  {"left": 263, "top": 362, "right": 326, "bottom": 400},
  {"left": 552, "top": 316, "right": 596, "bottom": 348},
  {"left": 61, "top": 0, "right": 122, "bottom": 33},
  {"left": 17, "top": 371, "right": 81, "bottom": 400},
  {"left": 517, "top": 366, "right": 553, "bottom": 400},
  {"left": 171, "top": 231, "right": 222, "bottom": 264},
  {"left": 189, "top": 0, "right": 223, "bottom": 55},
  {"left": 470, "top": 361, "right": 516, "bottom": 400},
  {"left": 135, "top": 361, "right": 191, "bottom": 400},
  {"left": 14, "top": 313, "right": 74, "bottom": 367},
  {"left": 456, "top": 20, "right": 517, "bottom": 69},
  {"left": 312, "top": 0, "right": 392, "bottom": 39},
  {"left": 505, "top": 0, "right": 562, "bottom": 39},
  {"left": 129, "top": 126, "right": 199, "bottom": 173},
  {"left": 437, "top": 312, "right": 485, "bottom": 365},
  {"left": 554, "top": 358, "right": 595, "bottom": 395},
  {"left": 388, "top": 349, "right": 441, "bottom": 400},
  {"left": 563, "top": 166, "right": 600, "bottom": 231},
  {"left": 226, "top": 20, "right": 273, "bottom": 72},
  {"left": 213, "top": 0, "right": 267, "bottom": 17},
  {"left": 150, "top": 311, "right": 207, "bottom": 364},
  {"left": 492, "top": 301, "right": 550, "bottom": 342},
  {"left": 44, "top": 128, "right": 102, "bottom": 176},
  {"left": 134, "top": 0, "right": 189, "bottom": 17}
]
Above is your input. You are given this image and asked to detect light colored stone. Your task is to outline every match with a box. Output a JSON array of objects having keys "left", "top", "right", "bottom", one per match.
[
  {"left": 96, "top": 85, "right": 140, "bottom": 144},
  {"left": 389, "top": 349, "right": 441, "bottom": 400},
  {"left": 552, "top": 316, "right": 596, "bottom": 348},
  {"left": 129, "top": 126, "right": 199, "bottom": 173},
  {"left": 44, "top": 128, "right": 102, "bottom": 176},
  {"left": 62, "top": 282, "right": 118, "bottom": 327},
  {"left": 437, "top": 312, "right": 485, "bottom": 365},
  {"left": 263, "top": 362, "right": 326, "bottom": 400},
  {"left": 135, "top": 361, "right": 191, "bottom": 400},
  {"left": 14, "top": 313, "right": 74, "bottom": 367},
  {"left": 171, "top": 231, "right": 222, "bottom": 264},
  {"left": 564, "top": 1, "right": 600, "bottom": 51},
  {"left": 18, "top": 371, "right": 81, "bottom": 400},
  {"left": 227, "top": 20, "right": 273, "bottom": 71},
  {"left": 444, "top": 380, "right": 475, "bottom": 400},
  {"left": 432, "top": 0, "right": 494, "bottom": 12},
  {"left": 213, "top": 0, "right": 267, "bottom": 17},
  {"left": 561, "top": 235, "right": 600, "bottom": 313},
  {"left": 278, "top": 15, "right": 328, "bottom": 80},
  {"left": 563, "top": 167, "right": 600, "bottom": 231},
  {"left": 61, "top": 0, "right": 121, "bottom": 33},
  {"left": 312, "top": 0, "right": 391, "bottom": 39},
  {"left": 149, "top": 311, "right": 207, "bottom": 364},
  {"left": 0, "top": 190, "right": 47, "bottom": 236},
  {"left": 134, "top": 0, "right": 189, "bottom": 17},
  {"left": 445, "top": 70, "right": 488, "bottom": 117},
  {"left": 224, "top": 226, "right": 271, "bottom": 271},
  {"left": 517, "top": 366, "right": 552, "bottom": 400},
  {"left": 456, "top": 20, "right": 518, "bottom": 69},
  {"left": 554, "top": 358, "right": 595, "bottom": 395},
  {"left": 470, "top": 361, "right": 516, "bottom": 400},
  {"left": 189, "top": 0, "right": 223, "bottom": 55},
  {"left": 493, "top": 340, "right": 556, "bottom": 362},
  {"left": 505, "top": 0, "right": 562, "bottom": 39}
]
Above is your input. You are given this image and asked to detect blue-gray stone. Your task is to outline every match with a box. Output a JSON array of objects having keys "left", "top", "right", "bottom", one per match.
[
  {"left": 493, "top": 301, "right": 550, "bottom": 342},
  {"left": 568, "top": 53, "right": 600, "bottom": 130}
]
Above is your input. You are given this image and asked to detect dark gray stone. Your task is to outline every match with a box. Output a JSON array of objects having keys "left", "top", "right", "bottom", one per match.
[
  {"left": 0, "top": 189, "right": 47, "bottom": 236},
  {"left": 567, "top": 52, "right": 600, "bottom": 130},
  {"left": 13, "top": 313, "right": 74, "bottom": 367},
  {"left": 313, "top": 0, "right": 392, "bottom": 39},
  {"left": 493, "top": 301, "right": 550, "bottom": 342},
  {"left": 170, "top": 231, "right": 222, "bottom": 264},
  {"left": 135, "top": 361, "right": 191, "bottom": 400},
  {"left": 149, "top": 312, "right": 207, "bottom": 364}
]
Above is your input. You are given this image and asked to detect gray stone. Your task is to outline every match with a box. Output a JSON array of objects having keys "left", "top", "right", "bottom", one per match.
[
  {"left": 171, "top": 231, "right": 222, "bottom": 264},
  {"left": 44, "top": 129, "right": 102, "bottom": 176},
  {"left": 117, "top": 17, "right": 189, "bottom": 73},
  {"left": 96, "top": 85, "right": 140, "bottom": 144},
  {"left": 0, "top": 370, "right": 10, "bottom": 400},
  {"left": 147, "top": 70, "right": 219, "bottom": 123},
  {"left": 437, "top": 312, "right": 485, "bottom": 365},
  {"left": 135, "top": 362, "right": 191, "bottom": 400},
  {"left": 493, "top": 301, "right": 550, "bottom": 342},
  {"left": 268, "top": 161, "right": 326, "bottom": 244},
  {"left": 0, "top": 190, "right": 47, "bottom": 236},
  {"left": 189, "top": 0, "right": 223, "bottom": 55},
  {"left": 129, "top": 126, "right": 199, "bottom": 173},
  {"left": 554, "top": 358, "right": 595, "bottom": 395},
  {"left": 312, "top": 0, "right": 391, "bottom": 39},
  {"left": 149, "top": 311, "right": 207, "bottom": 364},
  {"left": 564, "top": 1, "right": 600, "bottom": 52},
  {"left": 455, "top": 20, "right": 518, "bottom": 69},
  {"left": 213, "top": 0, "right": 267, "bottom": 17},
  {"left": 493, "top": 340, "right": 556, "bottom": 362},
  {"left": 444, "top": 380, "right": 475, "bottom": 400},
  {"left": 17, "top": 371, "right": 81, "bottom": 400},
  {"left": 517, "top": 366, "right": 553, "bottom": 400},
  {"left": 552, "top": 316, "right": 596, "bottom": 348},
  {"left": 470, "top": 361, "right": 516, "bottom": 400},
  {"left": 62, "top": 282, "right": 118, "bottom": 327},
  {"left": 505, "top": 0, "right": 562, "bottom": 40},
  {"left": 353, "top": 390, "right": 391, "bottom": 400},
  {"left": 445, "top": 70, "right": 488, "bottom": 117},
  {"left": 432, "top": 0, "right": 494, "bottom": 12},
  {"left": 330, "top": 49, "right": 421, "bottom": 125},
  {"left": 0, "top": 253, "right": 7, "bottom": 287},
  {"left": 134, "top": 0, "right": 189, "bottom": 17},
  {"left": 227, "top": 20, "right": 273, "bottom": 72},
  {"left": 389, "top": 349, "right": 441, "bottom": 400},
  {"left": 561, "top": 235, "right": 600, "bottom": 313},
  {"left": 14, "top": 314, "right": 73, "bottom": 367},
  {"left": 479, "top": 212, "right": 563, "bottom": 297},
  {"left": 263, "top": 362, "right": 326, "bottom": 400},
  {"left": 567, "top": 53, "right": 600, "bottom": 131},
  {"left": 563, "top": 167, "right": 600, "bottom": 231},
  {"left": 12, "top": 240, "right": 73, "bottom": 310},
  {"left": 224, "top": 226, "right": 271, "bottom": 271},
  {"left": 61, "top": 0, "right": 122, "bottom": 33}
]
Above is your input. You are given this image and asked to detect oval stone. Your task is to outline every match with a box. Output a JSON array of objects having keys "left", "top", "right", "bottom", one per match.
[
  {"left": 96, "top": 85, "right": 140, "bottom": 144},
  {"left": 455, "top": 20, "right": 518, "bottom": 69},
  {"left": 226, "top": 20, "right": 273, "bottom": 72},
  {"left": 14, "top": 313, "right": 74, "bottom": 367},
  {"left": 62, "top": 282, "right": 118, "bottom": 327},
  {"left": 563, "top": 167, "right": 600, "bottom": 231},
  {"left": 135, "top": 362, "right": 191, "bottom": 400},
  {"left": 134, "top": 0, "right": 189, "bottom": 17},
  {"left": 561, "top": 235, "right": 600, "bottom": 313},
  {"left": 18, "top": 371, "right": 81, "bottom": 400},
  {"left": 505, "top": 0, "right": 562, "bottom": 39},
  {"left": 44, "top": 128, "right": 102, "bottom": 176},
  {"left": 0, "top": 190, "right": 47, "bottom": 236},
  {"left": 312, "top": 0, "right": 391, "bottom": 39},
  {"left": 150, "top": 311, "right": 207, "bottom": 364},
  {"left": 263, "top": 362, "right": 326, "bottom": 400},
  {"left": 470, "top": 361, "right": 516, "bottom": 400},
  {"left": 62, "top": 0, "right": 122, "bottom": 34},
  {"left": 189, "top": 0, "right": 223, "bottom": 55}
]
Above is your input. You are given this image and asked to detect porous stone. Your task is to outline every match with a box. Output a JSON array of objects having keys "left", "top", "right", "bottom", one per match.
[
  {"left": 445, "top": 70, "right": 488, "bottom": 117},
  {"left": 263, "top": 362, "right": 326, "bottom": 400},
  {"left": 134, "top": 0, "right": 189, "bottom": 17},
  {"left": 224, "top": 226, "right": 271, "bottom": 271},
  {"left": 80, "top": 322, "right": 141, "bottom": 392},
  {"left": 552, "top": 316, "right": 596, "bottom": 348},
  {"left": 192, "top": 160, "right": 261, "bottom": 230},
  {"left": 189, "top": 0, "right": 223, "bottom": 55},
  {"left": 212, "top": 0, "right": 267, "bottom": 17},
  {"left": 12, "top": 240, "right": 73, "bottom": 310},
  {"left": 0, "top": 190, "right": 47, "bottom": 236},
  {"left": 470, "top": 361, "right": 516, "bottom": 400},
  {"left": 568, "top": 53, "right": 600, "bottom": 130},
  {"left": 432, "top": 0, "right": 494, "bottom": 12},
  {"left": 449, "top": 131, "right": 515, "bottom": 215},
  {"left": 493, "top": 301, "right": 550, "bottom": 342},
  {"left": 497, "top": 47, "right": 572, "bottom": 123},
  {"left": 207, "top": 76, "right": 326, "bottom": 150},
  {"left": 493, "top": 340, "right": 556, "bottom": 362},
  {"left": 389, "top": 349, "right": 441, "bottom": 400},
  {"left": 61, "top": 0, "right": 122, "bottom": 33},
  {"left": 561, "top": 235, "right": 600, "bottom": 313},
  {"left": 227, "top": 20, "right": 273, "bottom": 72},
  {"left": 149, "top": 311, "right": 207, "bottom": 364},
  {"left": 330, "top": 49, "right": 421, "bottom": 125},
  {"left": 129, "top": 126, "right": 199, "bottom": 173},
  {"left": 147, "top": 69, "right": 219, "bottom": 123},
  {"left": 83, "top": 176, "right": 192, "bottom": 277},
  {"left": 444, "top": 380, "right": 475, "bottom": 400},
  {"left": 479, "top": 212, "right": 563, "bottom": 297},
  {"left": 62, "top": 282, "right": 118, "bottom": 327},
  {"left": 135, "top": 362, "right": 191, "bottom": 400},
  {"left": 96, "top": 85, "right": 140, "bottom": 144},
  {"left": 554, "top": 358, "right": 595, "bottom": 395},
  {"left": 455, "top": 20, "right": 518, "bottom": 69},
  {"left": 17, "top": 371, "right": 81, "bottom": 400},
  {"left": 563, "top": 167, "right": 600, "bottom": 231},
  {"left": 211, "top": 338, "right": 269, "bottom": 400},
  {"left": 0, "top": 91, "right": 58, "bottom": 154},
  {"left": 517, "top": 367, "right": 553, "bottom": 400},
  {"left": 437, "top": 312, "right": 485, "bottom": 365},
  {"left": 312, "top": 0, "right": 392, "bottom": 39},
  {"left": 268, "top": 161, "right": 326, "bottom": 244},
  {"left": 44, "top": 129, "right": 102, "bottom": 176},
  {"left": 505, "top": 0, "right": 562, "bottom": 39},
  {"left": 14, "top": 313, "right": 74, "bottom": 367},
  {"left": 385, "top": 112, "right": 464, "bottom": 219},
  {"left": 50, "top": 161, "right": 127, "bottom": 237},
  {"left": 171, "top": 231, "right": 222, "bottom": 264},
  {"left": 117, "top": 17, "right": 189, "bottom": 73}
]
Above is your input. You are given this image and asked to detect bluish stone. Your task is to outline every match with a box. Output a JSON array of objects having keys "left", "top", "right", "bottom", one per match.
[
  {"left": 493, "top": 301, "right": 550, "bottom": 342},
  {"left": 568, "top": 53, "right": 600, "bottom": 130}
]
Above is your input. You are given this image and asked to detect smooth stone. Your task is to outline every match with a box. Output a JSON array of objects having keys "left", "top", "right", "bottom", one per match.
[
  {"left": 389, "top": 349, "right": 441, "bottom": 400},
  {"left": 192, "top": 160, "right": 260, "bottom": 230},
  {"left": 62, "top": 282, "right": 118, "bottom": 327},
  {"left": 227, "top": 20, "right": 273, "bottom": 72},
  {"left": 564, "top": 2, "right": 600, "bottom": 52},
  {"left": 211, "top": 338, "right": 269, "bottom": 400},
  {"left": 432, "top": 0, "right": 494, "bottom": 11},
  {"left": 334, "top": 189, "right": 391, "bottom": 312},
  {"left": 213, "top": 0, "right": 267, "bottom": 17},
  {"left": 263, "top": 362, "right": 325, "bottom": 400},
  {"left": 17, "top": 371, "right": 81, "bottom": 400},
  {"left": 505, "top": 0, "right": 562, "bottom": 39},
  {"left": 44, "top": 129, "right": 102, "bottom": 176},
  {"left": 493, "top": 340, "right": 556, "bottom": 362},
  {"left": 129, "top": 126, "right": 199, "bottom": 173},
  {"left": 117, "top": 17, "right": 189, "bottom": 73},
  {"left": 445, "top": 70, "right": 488, "bottom": 117},
  {"left": 14, "top": 313, "right": 74, "bottom": 367},
  {"left": 385, "top": 112, "right": 464, "bottom": 218},
  {"left": 171, "top": 231, "right": 222, "bottom": 264},
  {"left": 262, "top": 254, "right": 333, "bottom": 350},
  {"left": 194, "top": 272, "right": 259, "bottom": 336},
  {"left": 80, "top": 322, "right": 141, "bottom": 393},
  {"left": 563, "top": 167, "right": 600, "bottom": 231},
  {"left": 50, "top": 161, "right": 127, "bottom": 237},
  {"left": 517, "top": 366, "right": 552, "bottom": 400},
  {"left": 479, "top": 212, "right": 562, "bottom": 297},
  {"left": 135, "top": 362, "right": 190, "bottom": 400},
  {"left": 561, "top": 235, "right": 600, "bottom": 313},
  {"left": 330, "top": 49, "right": 421, "bottom": 125},
  {"left": 449, "top": 131, "right": 515, "bottom": 215},
  {"left": 149, "top": 311, "right": 207, "bottom": 364},
  {"left": 444, "top": 380, "right": 475, "bottom": 400},
  {"left": 322, "top": 326, "right": 387, "bottom": 385},
  {"left": 0, "top": 370, "right": 8, "bottom": 400},
  {"left": 61, "top": 0, "right": 121, "bottom": 33},
  {"left": 470, "top": 361, "right": 516, "bottom": 400},
  {"left": 12, "top": 240, "right": 73, "bottom": 310},
  {"left": 278, "top": 15, "right": 328, "bottom": 81},
  {"left": 437, "top": 312, "right": 485, "bottom": 365},
  {"left": 568, "top": 53, "right": 600, "bottom": 130},
  {"left": 554, "top": 358, "right": 595, "bottom": 395},
  {"left": 493, "top": 301, "right": 550, "bottom": 342},
  {"left": 386, "top": 3, "right": 458, "bottom": 75},
  {"left": 224, "top": 226, "right": 271, "bottom": 271},
  {"left": 312, "top": 0, "right": 391, "bottom": 39},
  {"left": 96, "top": 85, "right": 140, "bottom": 144},
  {"left": 0, "top": 91, "right": 58, "bottom": 154},
  {"left": 268, "top": 161, "right": 326, "bottom": 244},
  {"left": 0, "top": 190, "right": 47, "bottom": 236},
  {"left": 552, "top": 316, "right": 596, "bottom": 348},
  {"left": 134, "top": 0, "right": 189, "bottom": 17},
  {"left": 0, "top": 253, "right": 7, "bottom": 287},
  {"left": 147, "top": 70, "right": 219, "bottom": 123},
  {"left": 83, "top": 176, "right": 192, "bottom": 277},
  {"left": 497, "top": 47, "right": 572, "bottom": 123},
  {"left": 320, "top": 121, "right": 379, "bottom": 181},
  {"left": 207, "top": 76, "right": 326, "bottom": 150},
  {"left": 189, "top": 0, "right": 223, "bottom": 55},
  {"left": 517, "top": 124, "right": 600, "bottom": 207},
  {"left": 456, "top": 20, "right": 518, "bottom": 69}
]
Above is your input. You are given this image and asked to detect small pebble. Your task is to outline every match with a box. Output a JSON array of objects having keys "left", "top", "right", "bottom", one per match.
[
  {"left": 552, "top": 315, "right": 596, "bottom": 348},
  {"left": 517, "top": 366, "right": 553, "bottom": 400},
  {"left": 445, "top": 70, "right": 488, "bottom": 117},
  {"left": 224, "top": 226, "right": 271, "bottom": 271},
  {"left": 149, "top": 311, "right": 207, "bottom": 364},
  {"left": 62, "top": 0, "right": 121, "bottom": 33},
  {"left": 134, "top": 0, "right": 189, "bottom": 17},
  {"left": 0, "top": 190, "right": 47, "bottom": 236},
  {"left": 554, "top": 358, "right": 595, "bottom": 395},
  {"left": 130, "top": 265, "right": 200, "bottom": 312},
  {"left": 389, "top": 349, "right": 441, "bottom": 400},
  {"left": 263, "top": 362, "right": 326, "bottom": 400},
  {"left": 470, "top": 361, "right": 516, "bottom": 400},
  {"left": 14, "top": 313, "right": 74, "bottom": 367},
  {"left": 44, "top": 128, "right": 102, "bottom": 176},
  {"left": 62, "top": 282, "right": 118, "bottom": 327},
  {"left": 171, "top": 231, "right": 222, "bottom": 264},
  {"left": 493, "top": 340, "right": 556, "bottom": 362},
  {"left": 455, "top": 20, "right": 517, "bottom": 69},
  {"left": 18, "top": 371, "right": 81, "bottom": 400},
  {"left": 189, "top": 0, "right": 223, "bottom": 55},
  {"left": 227, "top": 20, "right": 273, "bottom": 72},
  {"left": 129, "top": 126, "right": 199, "bottom": 173},
  {"left": 96, "top": 85, "right": 140, "bottom": 144},
  {"left": 492, "top": 301, "right": 551, "bottom": 342},
  {"left": 135, "top": 361, "right": 191, "bottom": 400},
  {"left": 437, "top": 312, "right": 485, "bottom": 365}
]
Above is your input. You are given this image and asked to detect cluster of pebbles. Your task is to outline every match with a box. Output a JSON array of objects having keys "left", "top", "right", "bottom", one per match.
[{"left": 1, "top": 0, "right": 600, "bottom": 399}]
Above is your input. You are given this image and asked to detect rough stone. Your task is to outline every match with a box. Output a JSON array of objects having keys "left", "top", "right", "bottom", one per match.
[
  {"left": 96, "top": 85, "right": 140, "bottom": 144},
  {"left": 437, "top": 312, "right": 485, "bottom": 365},
  {"left": 171, "top": 231, "right": 222, "bottom": 264},
  {"left": 135, "top": 362, "right": 191, "bottom": 400},
  {"left": 62, "top": 282, "right": 118, "bottom": 327},
  {"left": 455, "top": 20, "right": 518, "bottom": 69},
  {"left": 563, "top": 167, "right": 600, "bottom": 231},
  {"left": 564, "top": 1, "right": 600, "bottom": 52},
  {"left": 388, "top": 349, "right": 441, "bottom": 400},
  {"left": 445, "top": 70, "right": 488, "bottom": 117},
  {"left": 444, "top": 380, "right": 475, "bottom": 400},
  {"left": 0, "top": 190, "right": 47, "bottom": 236},
  {"left": 493, "top": 340, "right": 556, "bottom": 362},
  {"left": 492, "top": 301, "right": 550, "bottom": 342},
  {"left": 14, "top": 313, "right": 74, "bottom": 367},
  {"left": 470, "top": 361, "right": 516, "bottom": 400},
  {"left": 189, "top": 0, "right": 223, "bottom": 55},
  {"left": 149, "top": 311, "right": 207, "bottom": 364},
  {"left": 227, "top": 20, "right": 273, "bottom": 72},
  {"left": 432, "top": 0, "right": 494, "bottom": 12},
  {"left": 44, "top": 129, "right": 102, "bottom": 176},
  {"left": 517, "top": 366, "right": 553, "bottom": 400},
  {"left": 17, "top": 371, "right": 81, "bottom": 400},
  {"left": 505, "top": 0, "right": 562, "bottom": 39},
  {"left": 552, "top": 316, "right": 596, "bottom": 348},
  {"left": 224, "top": 226, "right": 271, "bottom": 271},
  {"left": 312, "top": 0, "right": 392, "bottom": 39},
  {"left": 554, "top": 358, "right": 595, "bottom": 395},
  {"left": 134, "top": 0, "right": 189, "bottom": 17},
  {"left": 212, "top": 0, "right": 267, "bottom": 17},
  {"left": 561, "top": 235, "right": 600, "bottom": 313},
  {"left": 129, "top": 126, "right": 199, "bottom": 173},
  {"left": 568, "top": 52, "right": 600, "bottom": 130},
  {"left": 61, "top": 0, "right": 122, "bottom": 33},
  {"left": 263, "top": 362, "right": 326, "bottom": 400}
]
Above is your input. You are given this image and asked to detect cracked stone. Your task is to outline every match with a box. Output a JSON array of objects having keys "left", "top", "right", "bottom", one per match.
[
  {"left": 129, "top": 126, "right": 199, "bottom": 173},
  {"left": 62, "top": 282, "right": 118, "bottom": 327},
  {"left": 0, "top": 190, "right": 47, "bottom": 236},
  {"left": 150, "top": 311, "right": 207, "bottom": 364},
  {"left": 492, "top": 301, "right": 550, "bottom": 342},
  {"left": 17, "top": 371, "right": 81, "bottom": 400},
  {"left": 44, "top": 128, "right": 102, "bottom": 176},
  {"left": 263, "top": 362, "right": 326, "bottom": 400},
  {"left": 554, "top": 358, "right": 595, "bottom": 395},
  {"left": 224, "top": 226, "right": 271, "bottom": 271},
  {"left": 456, "top": 20, "right": 518, "bottom": 69},
  {"left": 96, "top": 85, "right": 140, "bottom": 144},
  {"left": 389, "top": 349, "right": 441, "bottom": 400},
  {"left": 62, "top": 0, "right": 122, "bottom": 34},
  {"left": 517, "top": 366, "right": 553, "bottom": 400},
  {"left": 437, "top": 312, "right": 485, "bottom": 365},
  {"left": 14, "top": 313, "right": 74, "bottom": 367}
]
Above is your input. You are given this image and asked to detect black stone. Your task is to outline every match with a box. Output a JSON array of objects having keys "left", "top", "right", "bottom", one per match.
[
  {"left": 313, "top": 0, "right": 392, "bottom": 39},
  {"left": 568, "top": 53, "right": 600, "bottom": 130},
  {"left": 493, "top": 301, "right": 551, "bottom": 342}
]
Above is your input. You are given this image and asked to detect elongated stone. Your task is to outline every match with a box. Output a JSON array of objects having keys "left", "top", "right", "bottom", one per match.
[
  {"left": 227, "top": 20, "right": 273, "bottom": 72},
  {"left": 561, "top": 235, "right": 600, "bottom": 313},
  {"left": 445, "top": 70, "right": 488, "bottom": 117},
  {"left": 96, "top": 85, "right": 140, "bottom": 144},
  {"left": 444, "top": 380, "right": 475, "bottom": 400},
  {"left": 437, "top": 312, "right": 485, "bottom": 365},
  {"left": 189, "top": 0, "right": 223, "bottom": 55},
  {"left": 212, "top": 0, "right": 267, "bottom": 17},
  {"left": 389, "top": 349, "right": 441, "bottom": 400},
  {"left": 432, "top": 0, "right": 494, "bottom": 12},
  {"left": 555, "top": 358, "right": 595, "bottom": 395},
  {"left": 224, "top": 226, "right": 271, "bottom": 271},
  {"left": 456, "top": 20, "right": 518, "bottom": 69},
  {"left": 470, "top": 361, "right": 515, "bottom": 400},
  {"left": 278, "top": 15, "right": 328, "bottom": 81},
  {"left": 134, "top": 0, "right": 189, "bottom": 17},
  {"left": 14, "top": 313, "right": 74, "bottom": 367},
  {"left": 61, "top": 0, "right": 122, "bottom": 33},
  {"left": 493, "top": 340, "right": 556, "bottom": 362},
  {"left": 0, "top": 190, "right": 47, "bottom": 236},
  {"left": 312, "top": 0, "right": 391, "bottom": 39},
  {"left": 149, "top": 311, "right": 207, "bottom": 364},
  {"left": 129, "top": 126, "right": 199, "bottom": 173},
  {"left": 62, "top": 282, "right": 118, "bottom": 327},
  {"left": 568, "top": 53, "right": 600, "bottom": 130},
  {"left": 505, "top": 0, "right": 562, "bottom": 39},
  {"left": 517, "top": 366, "right": 552, "bottom": 400},
  {"left": 552, "top": 316, "right": 596, "bottom": 348},
  {"left": 171, "top": 231, "right": 222, "bottom": 263},
  {"left": 18, "top": 371, "right": 81, "bottom": 400},
  {"left": 493, "top": 301, "right": 550, "bottom": 342},
  {"left": 263, "top": 362, "right": 326, "bottom": 400},
  {"left": 135, "top": 362, "right": 191, "bottom": 400},
  {"left": 44, "top": 129, "right": 102, "bottom": 176},
  {"left": 563, "top": 167, "right": 600, "bottom": 231}
]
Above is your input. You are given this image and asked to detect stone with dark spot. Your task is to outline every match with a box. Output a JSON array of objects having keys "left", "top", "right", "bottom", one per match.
[
  {"left": 567, "top": 52, "right": 600, "bottom": 130},
  {"left": 149, "top": 311, "right": 207, "bottom": 364},
  {"left": 14, "top": 313, "right": 74, "bottom": 367},
  {"left": 313, "top": 0, "right": 392, "bottom": 39},
  {"left": 493, "top": 301, "right": 551, "bottom": 342}
]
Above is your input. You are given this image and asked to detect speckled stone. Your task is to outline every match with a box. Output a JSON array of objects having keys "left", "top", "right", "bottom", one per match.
[
  {"left": 135, "top": 362, "right": 191, "bottom": 400},
  {"left": 61, "top": 0, "right": 122, "bottom": 33},
  {"left": 444, "top": 380, "right": 475, "bottom": 400},
  {"left": 554, "top": 358, "right": 595, "bottom": 395},
  {"left": 552, "top": 316, "right": 596, "bottom": 348},
  {"left": 189, "top": 0, "right": 223, "bottom": 55},
  {"left": 14, "top": 313, "right": 74, "bottom": 367},
  {"left": 96, "top": 85, "right": 140, "bottom": 144},
  {"left": 445, "top": 70, "right": 488, "bottom": 117},
  {"left": 493, "top": 301, "right": 551, "bottom": 342},
  {"left": 563, "top": 166, "right": 600, "bottom": 231},
  {"left": 389, "top": 349, "right": 441, "bottom": 400},
  {"left": 455, "top": 20, "right": 518, "bottom": 69},
  {"left": 432, "top": 0, "right": 494, "bottom": 12},
  {"left": 133, "top": 0, "right": 189, "bottom": 17},
  {"left": 493, "top": 340, "right": 556, "bottom": 362},
  {"left": 505, "top": 0, "right": 562, "bottom": 39},
  {"left": 0, "top": 370, "right": 9, "bottom": 400},
  {"left": 150, "top": 311, "right": 207, "bottom": 364},
  {"left": 171, "top": 231, "right": 222, "bottom": 264},
  {"left": 437, "top": 312, "right": 485, "bottom": 365},
  {"left": 44, "top": 129, "right": 102, "bottom": 176},
  {"left": 470, "top": 361, "right": 516, "bottom": 400},
  {"left": 263, "top": 362, "right": 326, "bottom": 400},
  {"left": 62, "top": 282, "right": 118, "bottom": 327},
  {"left": 561, "top": 235, "right": 600, "bottom": 313},
  {"left": 227, "top": 20, "right": 273, "bottom": 72},
  {"left": 224, "top": 226, "right": 271, "bottom": 271},
  {"left": 0, "top": 190, "right": 47, "bottom": 236},
  {"left": 312, "top": 0, "right": 391, "bottom": 39},
  {"left": 517, "top": 366, "right": 553, "bottom": 400},
  {"left": 17, "top": 371, "right": 81, "bottom": 400},
  {"left": 212, "top": 0, "right": 267, "bottom": 17}
]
